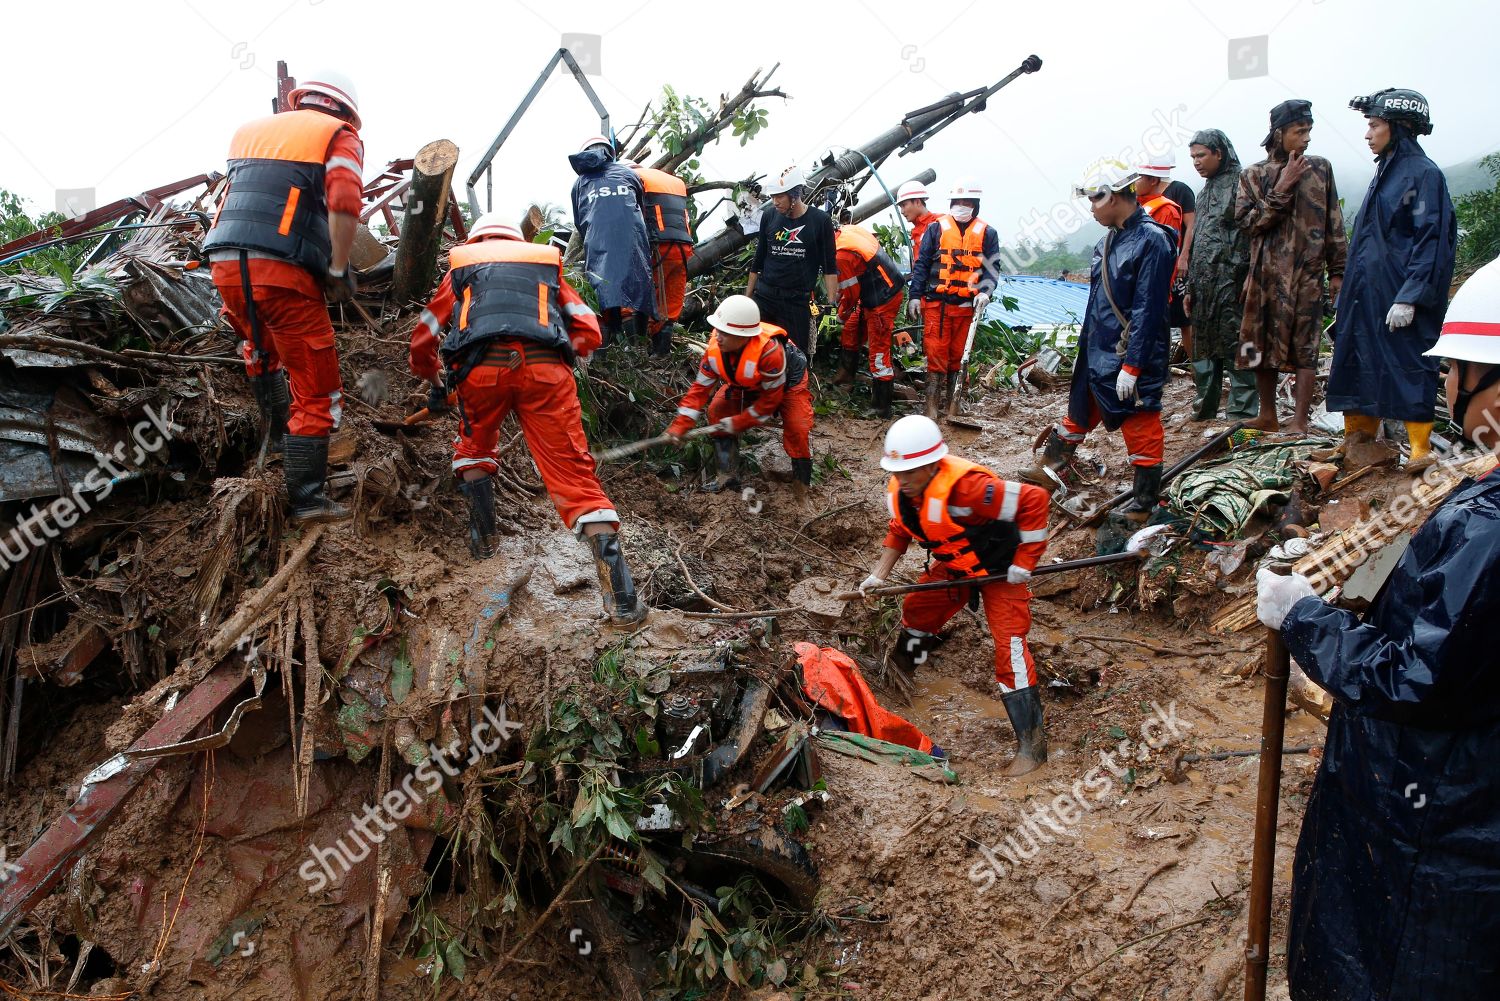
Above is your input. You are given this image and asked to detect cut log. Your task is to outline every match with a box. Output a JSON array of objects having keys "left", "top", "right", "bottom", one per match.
[{"left": 389, "top": 139, "right": 459, "bottom": 307}]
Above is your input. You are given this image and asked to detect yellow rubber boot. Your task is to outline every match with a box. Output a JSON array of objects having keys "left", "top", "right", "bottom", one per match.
[
  {"left": 1336, "top": 413, "right": 1380, "bottom": 458},
  {"left": 1405, "top": 421, "right": 1436, "bottom": 475}
]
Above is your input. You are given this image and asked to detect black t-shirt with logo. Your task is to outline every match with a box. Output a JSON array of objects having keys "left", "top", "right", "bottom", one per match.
[{"left": 752, "top": 204, "right": 838, "bottom": 296}]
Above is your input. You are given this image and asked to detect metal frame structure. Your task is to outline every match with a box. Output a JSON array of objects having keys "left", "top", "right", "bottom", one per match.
[{"left": 465, "top": 48, "right": 610, "bottom": 217}]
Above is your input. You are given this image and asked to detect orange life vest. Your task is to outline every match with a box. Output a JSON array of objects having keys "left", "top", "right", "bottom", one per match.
[
  {"left": 702, "top": 323, "right": 789, "bottom": 389},
  {"left": 633, "top": 166, "right": 693, "bottom": 245},
  {"left": 836, "top": 225, "right": 905, "bottom": 307},
  {"left": 886, "top": 456, "right": 1019, "bottom": 577},
  {"left": 933, "top": 215, "right": 989, "bottom": 302},
  {"left": 1140, "top": 195, "right": 1182, "bottom": 249},
  {"left": 204, "top": 109, "right": 352, "bottom": 275},
  {"left": 442, "top": 239, "right": 570, "bottom": 362}
]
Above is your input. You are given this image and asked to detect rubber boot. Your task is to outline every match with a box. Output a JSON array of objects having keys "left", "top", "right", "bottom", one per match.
[
  {"left": 586, "top": 530, "right": 646, "bottom": 625},
  {"left": 1404, "top": 421, "right": 1437, "bottom": 476},
  {"left": 871, "top": 379, "right": 893, "bottom": 420},
  {"left": 703, "top": 436, "right": 740, "bottom": 493},
  {"left": 1120, "top": 463, "right": 1163, "bottom": 519},
  {"left": 600, "top": 309, "right": 623, "bottom": 351},
  {"left": 1334, "top": 413, "right": 1379, "bottom": 459},
  {"left": 458, "top": 477, "right": 499, "bottom": 560},
  {"left": 923, "top": 372, "right": 944, "bottom": 421},
  {"left": 1018, "top": 429, "right": 1077, "bottom": 492},
  {"left": 283, "top": 434, "right": 351, "bottom": 524},
  {"left": 791, "top": 458, "right": 813, "bottom": 487},
  {"left": 649, "top": 321, "right": 675, "bottom": 358},
  {"left": 888, "top": 628, "right": 934, "bottom": 674},
  {"left": 943, "top": 371, "right": 960, "bottom": 415},
  {"left": 831, "top": 349, "right": 859, "bottom": 386},
  {"left": 251, "top": 371, "right": 289, "bottom": 459},
  {"left": 1000, "top": 687, "right": 1048, "bottom": 776}
]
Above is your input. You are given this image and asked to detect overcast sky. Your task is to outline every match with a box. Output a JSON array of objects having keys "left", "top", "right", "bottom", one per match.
[{"left": 4, "top": 0, "right": 1497, "bottom": 248}]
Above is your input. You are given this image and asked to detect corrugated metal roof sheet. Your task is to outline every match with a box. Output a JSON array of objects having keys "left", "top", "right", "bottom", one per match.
[{"left": 984, "top": 275, "right": 1090, "bottom": 329}]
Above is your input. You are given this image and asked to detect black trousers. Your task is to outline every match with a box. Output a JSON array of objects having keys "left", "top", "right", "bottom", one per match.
[{"left": 753, "top": 287, "right": 814, "bottom": 355}]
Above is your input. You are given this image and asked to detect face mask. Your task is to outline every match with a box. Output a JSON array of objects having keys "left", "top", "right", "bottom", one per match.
[
  {"left": 1453, "top": 362, "right": 1500, "bottom": 442},
  {"left": 950, "top": 206, "right": 974, "bottom": 223}
]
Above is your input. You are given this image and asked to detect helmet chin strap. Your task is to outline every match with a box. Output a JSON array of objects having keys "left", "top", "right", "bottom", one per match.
[{"left": 1454, "top": 362, "right": 1500, "bottom": 443}]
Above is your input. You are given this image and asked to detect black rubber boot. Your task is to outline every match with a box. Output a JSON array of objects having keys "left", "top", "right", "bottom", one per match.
[
  {"left": 632, "top": 312, "right": 651, "bottom": 344},
  {"left": 703, "top": 437, "right": 740, "bottom": 493},
  {"left": 832, "top": 349, "right": 859, "bottom": 386},
  {"left": 791, "top": 458, "right": 813, "bottom": 487},
  {"left": 283, "top": 434, "right": 351, "bottom": 524},
  {"left": 871, "top": 379, "right": 893, "bottom": 420},
  {"left": 1000, "top": 687, "right": 1048, "bottom": 776},
  {"left": 458, "top": 477, "right": 499, "bottom": 560},
  {"left": 252, "top": 371, "right": 290, "bottom": 458},
  {"left": 923, "top": 372, "right": 944, "bottom": 421},
  {"left": 1018, "top": 429, "right": 1077, "bottom": 492},
  {"left": 586, "top": 530, "right": 646, "bottom": 625},
  {"left": 888, "top": 628, "right": 934, "bottom": 674},
  {"left": 1121, "top": 463, "right": 1163, "bottom": 519},
  {"left": 649, "top": 321, "right": 675, "bottom": 358},
  {"left": 600, "top": 309, "right": 623, "bottom": 350}
]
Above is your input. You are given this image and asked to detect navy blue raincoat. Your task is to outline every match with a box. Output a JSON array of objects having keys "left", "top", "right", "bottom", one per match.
[
  {"left": 1067, "top": 208, "right": 1175, "bottom": 430},
  {"left": 1281, "top": 469, "right": 1500, "bottom": 1000},
  {"left": 1327, "top": 134, "right": 1456, "bottom": 422},
  {"left": 568, "top": 149, "right": 656, "bottom": 314}
]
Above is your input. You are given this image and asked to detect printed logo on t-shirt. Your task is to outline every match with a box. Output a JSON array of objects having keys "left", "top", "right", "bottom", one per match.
[{"left": 775, "top": 225, "right": 805, "bottom": 245}]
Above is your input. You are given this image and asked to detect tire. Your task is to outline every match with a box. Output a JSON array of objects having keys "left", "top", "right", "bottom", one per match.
[{"left": 676, "top": 825, "right": 821, "bottom": 910}]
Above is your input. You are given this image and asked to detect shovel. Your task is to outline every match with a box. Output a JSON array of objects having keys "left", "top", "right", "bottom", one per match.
[
  {"left": 795, "top": 524, "right": 1176, "bottom": 616},
  {"left": 592, "top": 424, "right": 718, "bottom": 463},
  {"left": 944, "top": 308, "right": 985, "bottom": 430},
  {"left": 370, "top": 391, "right": 458, "bottom": 433}
]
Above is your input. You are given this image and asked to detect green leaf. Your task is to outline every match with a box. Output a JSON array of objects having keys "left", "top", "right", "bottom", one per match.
[
  {"left": 767, "top": 958, "right": 788, "bottom": 985},
  {"left": 723, "top": 948, "right": 744, "bottom": 986},
  {"left": 603, "top": 809, "right": 636, "bottom": 842},
  {"left": 443, "top": 939, "right": 467, "bottom": 981},
  {"left": 634, "top": 726, "right": 661, "bottom": 758},
  {"left": 1108, "top": 725, "right": 1128, "bottom": 740},
  {"left": 389, "top": 654, "right": 413, "bottom": 705}
]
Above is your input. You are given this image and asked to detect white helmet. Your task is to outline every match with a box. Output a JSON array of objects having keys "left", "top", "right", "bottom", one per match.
[
  {"left": 288, "top": 70, "right": 361, "bottom": 130},
  {"left": 708, "top": 295, "right": 763, "bottom": 337},
  {"left": 762, "top": 165, "right": 805, "bottom": 195},
  {"left": 577, "top": 134, "right": 613, "bottom": 154},
  {"left": 1425, "top": 258, "right": 1500, "bottom": 364},
  {"left": 1135, "top": 149, "right": 1175, "bottom": 178},
  {"left": 467, "top": 213, "right": 523, "bottom": 243},
  {"left": 895, "top": 180, "right": 929, "bottom": 205},
  {"left": 880, "top": 415, "right": 948, "bottom": 472},
  {"left": 948, "top": 179, "right": 983, "bottom": 201},
  {"left": 1074, "top": 158, "right": 1140, "bottom": 199}
]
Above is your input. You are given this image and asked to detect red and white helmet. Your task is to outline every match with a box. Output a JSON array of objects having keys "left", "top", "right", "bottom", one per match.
[
  {"left": 1135, "top": 149, "right": 1176, "bottom": 178},
  {"left": 948, "top": 179, "right": 983, "bottom": 201},
  {"left": 577, "top": 135, "right": 613, "bottom": 154},
  {"left": 1426, "top": 258, "right": 1500, "bottom": 364},
  {"left": 880, "top": 415, "right": 948, "bottom": 471},
  {"left": 895, "top": 180, "right": 929, "bottom": 205},
  {"left": 708, "top": 295, "right": 763, "bottom": 337},
  {"left": 288, "top": 69, "right": 361, "bottom": 130},
  {"left": 762, "top": 165, "right": 805, "bottom": 196},
  {"left": 467, "top": 212, "right": 523, "bottom": 243}
]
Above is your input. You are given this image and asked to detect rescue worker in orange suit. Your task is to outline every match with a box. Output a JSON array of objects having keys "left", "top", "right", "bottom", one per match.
[
  {"left": 858, "top": 415, "right": 1051, "bottom": 775},
  {"left": 631, "top": 163, "right": 694, "bottom": 358},
  {"left": 831, "top": 223, "right": 907, "bottom": 420},
  {"left": 1133, "top": 158, "right": 1185, "bottom": 335},
  {"left": 664, "top": 294, "right": 815, "bottom": 491},
  {"left": 907, "top": 179, "right": 1001, "bottom": 420},
  {"left": 408, "top": 213, "right": 644, "bottom": 625},
  {"left": 1023, "top": 160, "right": 1175, "bottom": 517},
  {"left": 204, "top": 69, "right": 365, "bottom": 523},
  {"left": 895, "top": 179, "right": 940, "bottom": 250}
]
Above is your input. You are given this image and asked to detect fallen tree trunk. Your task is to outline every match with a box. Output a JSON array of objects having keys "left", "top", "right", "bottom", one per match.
[{"left": 389, "top": 139, "right": 459, "bottom": 307}]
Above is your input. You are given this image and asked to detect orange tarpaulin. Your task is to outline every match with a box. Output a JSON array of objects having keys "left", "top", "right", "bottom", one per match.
[{"left": 795, "top": 642, "right": 935, "bottom": 754}]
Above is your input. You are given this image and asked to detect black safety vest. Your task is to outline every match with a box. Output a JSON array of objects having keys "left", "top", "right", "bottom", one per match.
[
  {"left": 203, "top": 109, "right": 349, "bottom": 275},
  {"left": 442, "top": 240, "right": 571, "bottom": 363}
]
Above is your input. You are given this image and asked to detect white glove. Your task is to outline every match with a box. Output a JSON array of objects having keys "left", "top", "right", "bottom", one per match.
[
  {"left": 1256, "top": 567, "right": 1318, "bottom": 630},
  {"left": 858, "top": 574, "right": 886, "bottom": 596},
  {"left": 1386, "top": 303, "right": 1416, "bottom": 331},
  {"left": 713, "top": 417, "right": 737, "bottom": 435},
  {"left": 1116, "top": 369, "right": 1139, "bottom": 402},
  {"left": 1006, "top": 565, "right": 1032, "bottom": 585},
  {"left": 974, "top": 292, "right": 992, "bottom": 311},
  {"left": 907, "top": 299, "right": 923, "bottom": 322}
]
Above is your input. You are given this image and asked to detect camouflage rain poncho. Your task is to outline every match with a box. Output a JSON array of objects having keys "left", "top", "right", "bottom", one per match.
[
  {"left": 1235, "top": 151, "right": 1347, "bottom": 372},
  {"left": 1184, "top": 130, "right": 1248, "bottom": 363}
]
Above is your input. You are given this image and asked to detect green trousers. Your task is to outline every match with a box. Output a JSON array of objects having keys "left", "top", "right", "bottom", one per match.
[{"left": 1192, "top": 359, "right": 1259, "bottom": 420}]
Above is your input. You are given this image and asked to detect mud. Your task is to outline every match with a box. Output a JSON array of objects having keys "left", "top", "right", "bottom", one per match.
[{"left": 0, "top": 346, "right": 1348, "bottom": 1001}]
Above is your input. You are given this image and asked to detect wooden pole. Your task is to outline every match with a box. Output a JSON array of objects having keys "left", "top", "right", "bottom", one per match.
[
  {"left": 389, "top": 139, "right": 459, "bottom": 307},
  {"left": 1245, "top": 619, "right": 1292, "bottom": 1000}
]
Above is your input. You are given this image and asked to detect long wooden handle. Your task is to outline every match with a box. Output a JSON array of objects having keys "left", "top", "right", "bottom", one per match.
[
  {"left": 1245, "top": 623, "right": 1292, "bottom": 1001},
  {"left": 1079, "top": 421, "right": 1246, "bottom": 528},
  {"left": 834, "top": 550, "right": 1143, "bottom": 601},
  {"left": 593, "top": 424, "right": 716, "bottom": 463}
]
